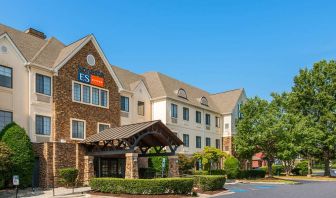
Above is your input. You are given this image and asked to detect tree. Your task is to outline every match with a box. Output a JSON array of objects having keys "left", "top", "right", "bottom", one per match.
[
  {"left": 290, "top": 60, "right": 336, "bottom": 176},
  {"left": 177, "top": 154, "right": 195, "bottom": 174},
  {"left": 193, "top": 147, "right": 227, "bottom": 171},
  {"left": 235, "top": 97, "right": 267, "bottom": 169},
  {"left": 1, "top": 123, "right": 35, "bottom": 187},
  {"left": 224, "top": 156, "right": 240, "bottom": 179}
]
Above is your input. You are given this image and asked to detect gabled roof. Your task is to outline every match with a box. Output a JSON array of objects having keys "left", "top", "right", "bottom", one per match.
[
  {"left": 111, "top": 65, "right": 149, "bottom": 92},
  {"left": 141, "top": 72, "right": 220, "bottom": 112},
  {"left": 210, "top": 88, "right": 245, "bottom": 114}
]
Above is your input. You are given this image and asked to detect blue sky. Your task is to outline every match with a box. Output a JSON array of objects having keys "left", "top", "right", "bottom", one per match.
[{"left": 2, "top": 0, "right": 336, "bottom": 99}]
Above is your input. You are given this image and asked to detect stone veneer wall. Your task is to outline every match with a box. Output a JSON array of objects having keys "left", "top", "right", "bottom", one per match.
[
  {"left": 53, "top": 41, "right": 120, "bottom": 142},
  {"left": 223, "top": 136, "right": 234, "bottom": 155}
]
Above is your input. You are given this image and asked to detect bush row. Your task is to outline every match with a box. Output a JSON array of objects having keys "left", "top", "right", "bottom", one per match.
[
  {"left": 193, "top": 175, "right": 226, "bottom": 191},
  {"left": 90, "top": 177, "right": 194, "bottom": 195},
  {"left": 237, "top": 169, "right": 266, "bottom": 179},
  {"left": 192, "top": 169, "right": 226, "bottom": 175}
]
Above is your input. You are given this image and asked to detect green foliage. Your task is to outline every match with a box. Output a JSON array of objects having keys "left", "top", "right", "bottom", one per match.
[
  {"left": 58, "top": 168, "right": 78, "bottom": 187},
  {"left": 291, "top": 161, "right": 308, "bottom": 176},
  {"left": 192, "top": 169, "right": 225, "bottom": 175},
  {"left": 193, "top": 147, "right": 227, "bottom": 171},
  {"left": 139, "top": 168, "right": 156, "bottom": 179},
  {"left": 177, "top": 154, "right": 195, "bottom": 175},
  {"left": 238, "top": 169, "right": 266, "bottom": 179},
  {"left": 260, "top": 165, "right": 284, "bottom": 176},
  {"left": 193, "top": 175, "right": 226, "bottom": 191},
  {"left": 192, "top": 170, "right": 209, "bottom": 175},
  {"left": 1, "top": 123, "right": 34, "bottom": 187},
  {"left": 0, "top": 142, "right": 12, "bottom": 189},
  {"left": 224, "top": 156, "right": 240, "bottom": 179},
  {"left": 148, "top": 148, "right": 168, "bottom": 174},
  {"left": 89, "top": 178, "right": 194, "bottom": 195}
]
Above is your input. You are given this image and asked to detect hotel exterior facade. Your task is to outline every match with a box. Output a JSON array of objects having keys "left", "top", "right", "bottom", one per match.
[{"left": 0, "top": 24, "right": 246, "bottom": 187}]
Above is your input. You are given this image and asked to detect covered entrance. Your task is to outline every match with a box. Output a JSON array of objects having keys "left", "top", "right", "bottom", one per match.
[{"left": 81, "top": 120, "right": 183, "bottom": 179}]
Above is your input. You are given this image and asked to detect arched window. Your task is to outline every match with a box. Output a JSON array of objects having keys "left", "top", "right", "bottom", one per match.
[
  {"left": 177, "top": 88, "right": 187, "bottom": 99},
  {"left": 200, "top": 96, "right": 208, "bottom": 106}
]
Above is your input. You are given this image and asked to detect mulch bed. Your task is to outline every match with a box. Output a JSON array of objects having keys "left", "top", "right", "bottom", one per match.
[{"left": 89, "top": 191, "right": 190, "bottom": 198}]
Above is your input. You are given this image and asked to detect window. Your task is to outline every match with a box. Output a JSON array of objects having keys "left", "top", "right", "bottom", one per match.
[
  {"left": 183, "top": 134, "right": 189, "bottom": 147},
  {"left": 216, "top": 139, "right": 220, "bottom": 149},
  {"left": 83, "top": 85, "right": 91, "bottom": 103},
  {"left": 73, "top": 83, "right": 81, "bottom": 101},
  {"left": 0, "top": 65, "right": 12, "bottom": 88},
  {"left": 71, "top": 119, "right": 85, "bottom": 139},
  {"left": 196, "top": 111, "right": 201, "bottom": 123},
  {"left": 137, "top": 101, "right": 145, "bottom": 116},
  {"left": 183, "top": 107, "right": 189, "bottom": 121},
  {"left": 73, "top": 82, "right": 109, "bottom": 108},
  {"left": 101, "top": 90, "right": 108, "bottom": 107},
  {"left": 98, "top": 123, "right": 110, "bottom": 132},
  {"left": 206, "top": 114, "right": 211, "bottom": 126},
  {"left": 121, "top": 96, "right": 129, "bottom": 112},
  {"left": 200, "top": 96, "right": 208, "bottom": 106},
  {"left": 238, "top": 103, "right": 243, "bottom": 118},
  {"left": 171, "top": 104, "right": 178, "bottom": 118},
  {"left": 177, "top": 88, "right": 187, "bottom": 99},
  {"left": 215, "top": 117, "right": 220, "bottom": 128},
  {"left": 36, "top": 74, "right": 51, "bottom": 96},
  {"left": 206, "top": 137, "right": 211, "bottom": 147},
  {"left": 36, "top": 115, "right": 51, "bottom": 135},
  {"left": 196, "top": 136, "right": 202, "bottom": 148},
  {"left": 92, "top": 87, "right": 99, "bottom": 105},
  {"left": 0, "top": 110, "right": 12, "bottom": 131}
]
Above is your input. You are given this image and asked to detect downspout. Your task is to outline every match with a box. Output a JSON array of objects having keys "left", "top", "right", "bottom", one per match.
[{"left": 27, "top": 65, "right": 32, "bottom": 140}]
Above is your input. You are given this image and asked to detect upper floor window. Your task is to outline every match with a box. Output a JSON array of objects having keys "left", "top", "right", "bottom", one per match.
[
  {"left": 0, "top": 65, "right": 12, "bottom": 88},
  {"left": 183, "top": 134, "right": 189, "bottom": 147},
  {"left": 177, "top": 88, "right": 187, "bottom": 99},
  {"left": 120, "top": 96, "right": 129, "bottom": 112},
  {"left": 71, "top": 119, "right": 85, "bottom": 139},
  {"left": 196, "top": 136, "right": 202, "bottom": 148},
  {"left": 98, "top": 123, "right": 110, "bottom": 133},
  {"left": 206, "top": 137, "right": 211, "bottom": 147},
  {"left": 216, "top": 139, "right": 220, "bottom": 149},
  {"left": 196, "top": 111, "right": 202, "bottom": 123},
  {"left": 205, "top": 114, "right": 211, "bottom": 126},
  {"left": 73, "top": 81, "right": 108, "bottom": 108},
  {"left": 138, "top": 101, "right": 145, "bottom": 116},
  {"left": 0, "top": 110, "right": 12, "bottom": 131},
  {"left": 215, "top": 117, "right": 220, "bottom": 128},
  {"left": 183, "top": 107, "right": 189, "bottom": 121},
  {"left": 36, "top": 115, "right": 51, "bottom": 135},
  {"left": 238, "top": 103, "right": 243, "bottom": 119},
  {"left": 36, "top": 74, "right": 51, "bottom": 96},
  {"left": 200, "top": 96, "right": 208, "bottom": 106},
  {"left": 171, "top": 104, "right": 178, "bottom": 118}
]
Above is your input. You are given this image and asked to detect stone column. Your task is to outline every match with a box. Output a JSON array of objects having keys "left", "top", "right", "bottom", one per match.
[
  {"left": 84, "top": 156, "right": 94, "bottom": 185},
  {"left": 168, "top": 155, "right": 179, "bottom": 177},
  {"left": 125, "top": 153, "right": 139, "bottom": 179}
]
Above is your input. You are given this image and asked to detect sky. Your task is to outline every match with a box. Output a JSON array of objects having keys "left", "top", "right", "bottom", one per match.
[{"left": 2, "top": 0, "right": 336, "bottom": 99}]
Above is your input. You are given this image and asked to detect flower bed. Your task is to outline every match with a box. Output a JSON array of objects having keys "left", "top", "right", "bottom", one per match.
[{"left": 89, "top": 177, "right": 194, "bottom": 195}]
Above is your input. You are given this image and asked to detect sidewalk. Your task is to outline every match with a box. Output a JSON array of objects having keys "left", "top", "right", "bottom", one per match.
[{"left": 0, "top": 187, "right": 91, "bottom": 198}]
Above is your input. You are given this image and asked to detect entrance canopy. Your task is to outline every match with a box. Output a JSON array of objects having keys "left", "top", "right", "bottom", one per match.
[{"left": 81, "top": 120, "right": 183, "bottom": 157}]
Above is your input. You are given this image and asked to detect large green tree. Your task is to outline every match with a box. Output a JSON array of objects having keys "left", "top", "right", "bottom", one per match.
[{"left": 290, "top": 60, "right": 336, "bottom": 176}]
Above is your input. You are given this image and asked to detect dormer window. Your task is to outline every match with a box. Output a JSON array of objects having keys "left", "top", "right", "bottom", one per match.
[
  {"left": 177, "top": 88, "right": 187, "bottom": 99},
  {"left": 200, "top": 96, "right": 208, "bottom": 106}
]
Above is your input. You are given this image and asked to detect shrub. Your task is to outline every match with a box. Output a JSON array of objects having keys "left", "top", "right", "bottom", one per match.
[
  {"left": 238, "top": 169, "right": 266, "bottom": 179},
  {"left": 292, "top": 161, "right": 308, "bottom": 176},
  {"left": 90, "top": 178, "right": 194, "bottom": 195},
  {"left": 58, "top": 168, "right": 78, "bottom": 187},
  {"left": 209, "top": 169, "right": 226, "bottom": 175},
  {"left": 192, "top": 170, "right": 209, "bottom": 175},
  {"left": 224, "top": 156, "right": 240, "bottom": 179},
  {"left": 260, "top": 165, "right": 284, "bottom": 176},
  {"left": 1, "top": 123, "right": 34, "bottom": 188},
  {"left": 193, "top": 175, "right": 226, "bottom": 191},
  {"left": 0, "top": 142, "right": 12, "bottom": 189},
  {"left": 178, "top": 154, "right": 195, "bottom": 175}
]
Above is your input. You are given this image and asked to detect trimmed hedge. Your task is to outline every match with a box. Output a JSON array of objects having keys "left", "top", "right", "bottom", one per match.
[
  {"left": 193, "top": 175, "right": 226, "bottom": 191},
  {"left": 58, "top": 168, "right": 78, "bottom": 187},
  {"left": 90, "top": 178, "right": 194, "bottom": 195},
  {"left": 193, "top": 169, "right": 226, "bottom": 175},
  {"left": 238, "top": 169, "right": 266, "bottom": 179}
]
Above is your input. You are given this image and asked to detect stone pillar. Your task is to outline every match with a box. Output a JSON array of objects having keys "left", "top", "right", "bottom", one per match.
[
  {"left": 168, "top": 155, "right": 179, "bottom": 177},
  {"left": 125, "top": 153, "right": 139, "bottom": 179},
  {"left": 84, "top": 156, "right": 94, "bottom": 185}
]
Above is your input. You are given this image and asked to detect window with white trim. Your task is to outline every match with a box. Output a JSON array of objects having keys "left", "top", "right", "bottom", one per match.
[
  {"left": 171, "top": 104, "right": 178, "bottom": 118},
  {"left": 71, "top": 119, "right": 85, "bottom": 139},
  {"left": 215, "top": 117, "right": 220, "bottom": 128},
  {"left": 36, "top": 115, "right": 51, "bottom": 135},
  {"left": 0, "top": 65, "right": 12, "bottom": 88},
  {"left": 206, "top": 137, "right": 211, "bottom": 147},
  {"left": 72, "top": 82, "right": 109, "bottom": 108},
  {"left": 121, "top": 96, "right": 129, "bottom": 112},
  {"left": 0, "top": 110, "right": 12, "bottom": 131},
  {"left": 98, "top": 123, "right": 110, "bottom": 132},
  {"left": 137, "top": 101, "right": 145, "bottom": 116},
  {"left": 36, "top": 74, "right": 51, "bottom": 96}
]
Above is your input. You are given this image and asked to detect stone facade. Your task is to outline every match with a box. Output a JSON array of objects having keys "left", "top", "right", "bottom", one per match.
[
  {"left": 53, "top": 41, "right": 120, "bottom": 142},
  {"left": 168, "top": 156, "right": 179, "bottom": 177},
  {"left": 125, "top": 153, "right": 139, "bottom": 179},
  {"left": 223, "top": 136, "right": 234, "bottom": 155}
]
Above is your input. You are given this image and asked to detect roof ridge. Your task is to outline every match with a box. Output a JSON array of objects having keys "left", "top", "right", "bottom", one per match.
[
  {"left": 211, "top": 88, "right": 243, "bottom": 95},
  {"left": 113, "top": 120, "right": 159, "bottom": 128},
  {"left": 30, "top": 37, "right": 55, "bottom": 62}
]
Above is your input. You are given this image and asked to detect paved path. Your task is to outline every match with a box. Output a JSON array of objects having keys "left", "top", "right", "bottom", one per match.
[{"left": 214, "top": 181, "right": 336, "bottom": 198}]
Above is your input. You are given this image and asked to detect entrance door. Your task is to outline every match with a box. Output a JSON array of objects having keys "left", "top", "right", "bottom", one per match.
[{"left": 96, "top": 158, "right": 125, "bottom": 178}]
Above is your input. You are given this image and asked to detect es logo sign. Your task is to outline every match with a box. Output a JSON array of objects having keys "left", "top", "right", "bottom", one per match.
[{"left": 77, "top": 66, "right": 104, "bottom": 87}]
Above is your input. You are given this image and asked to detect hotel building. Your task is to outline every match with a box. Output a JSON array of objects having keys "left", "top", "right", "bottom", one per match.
[{"left": 0, "top": 24, "right": 245, "bottom": 187}]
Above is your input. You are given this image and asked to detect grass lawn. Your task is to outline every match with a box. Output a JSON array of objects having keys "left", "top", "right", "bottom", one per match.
[
  {"left": 275, "top": 176, "right": 336, "bottom": 181},
  {"left": 236, "top": 177, "right": 298, "bottom": 184}
]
